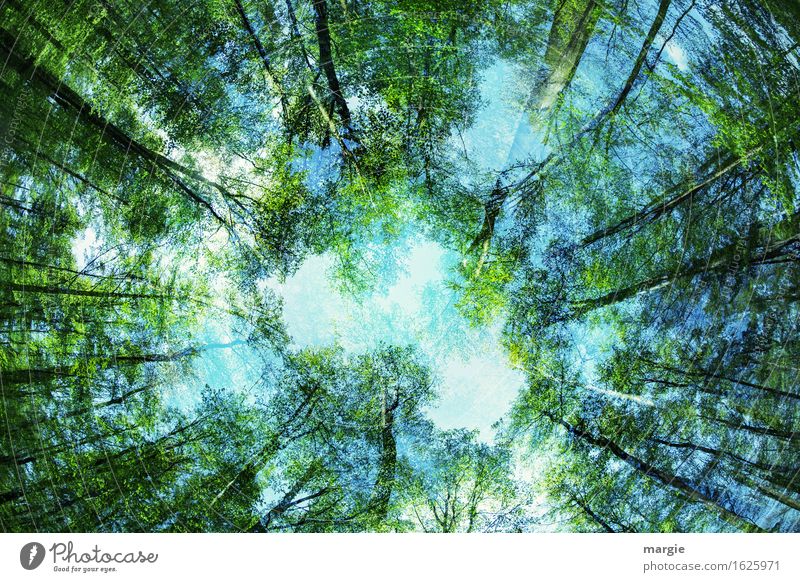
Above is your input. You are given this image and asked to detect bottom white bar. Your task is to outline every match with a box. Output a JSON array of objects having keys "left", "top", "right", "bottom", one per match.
[{"left": 1, "top": 533, "right": 797, "bottom": 581}]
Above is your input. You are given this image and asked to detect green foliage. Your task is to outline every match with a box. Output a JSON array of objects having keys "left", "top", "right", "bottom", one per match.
[{"left": 2, "top": 0, "right": 799, "bottom": 533}]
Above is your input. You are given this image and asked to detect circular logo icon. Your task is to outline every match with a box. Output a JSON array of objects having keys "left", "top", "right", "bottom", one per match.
[{"left": 20, "top": 542, "right": 46, "bottom": 570}]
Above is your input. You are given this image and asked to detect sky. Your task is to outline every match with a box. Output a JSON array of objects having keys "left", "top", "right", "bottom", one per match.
[
  {"left": 267, "top": 239, "right": 526, "bottom": 443},
  {"left": 165, "top": 234, "right": 526, "bottom": 443}
]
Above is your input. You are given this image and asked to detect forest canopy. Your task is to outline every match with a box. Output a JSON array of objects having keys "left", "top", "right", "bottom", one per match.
[{"left": 1, "top": 0, "right": 799, "bottom": 532}]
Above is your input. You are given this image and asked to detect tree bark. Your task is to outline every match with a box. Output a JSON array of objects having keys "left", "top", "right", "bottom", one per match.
[
  {"left": 311, "top": 0, "right": 352, "bottom": 129},
  {"left": 543, "top": 411, "right": 765, "bottom": 531},
  {"left": 572, "top": 210, "right": 800, "bottom": 317},
  {"left": 580, "top": 152, "right": 747, "bottom": 247},
  {"left": 608, "top": 0, "right": 672, "bottom": 116},
  {"left": 231, "top": 0, "right": 289, "bottom": 120},
  {"left": 531, "top": 0, "right": 601, "bottom": 113}
]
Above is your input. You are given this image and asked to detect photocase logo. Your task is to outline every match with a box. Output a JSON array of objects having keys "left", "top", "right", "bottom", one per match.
[
  {"left": 16, "top": 540, "right": 158, "bottom": 573},
  {"left": 20, "top": 542, "right": 46, "bottom": 570}
]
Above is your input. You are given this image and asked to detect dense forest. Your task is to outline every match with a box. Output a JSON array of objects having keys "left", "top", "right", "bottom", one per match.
[{"left": 1, "top": 0, "right": 798, "bottom": 532}]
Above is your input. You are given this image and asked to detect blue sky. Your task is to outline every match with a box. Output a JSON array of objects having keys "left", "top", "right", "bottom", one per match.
[
  {"left": 170, "top": 234, "right": 526, "bottom": 443},
  {"left": 267, "top": 239, "right": 526, "bottom": 442}
]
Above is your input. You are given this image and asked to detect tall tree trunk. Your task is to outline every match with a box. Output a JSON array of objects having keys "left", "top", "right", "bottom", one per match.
[
  {"left": 543, "top": 411, "right": 765, "bottom": 531},
  {"left": 471, "top": 0, "right": 687, "bottom": 254},
  {"left": 0, "top": 367, "right": 82, "bottom": 387},
  {"left": 608, "top": 0, "right": 672, "bottom": 116},
  {"left": 740, "top": 477, "right": 800, "bottom": 512},
  {"left": 3, "top": 282, "right": 171, "bottom": 301},
  {"left": 530, "top": 0, "right": 601, "bottom": 113},
  {"left": 209, "top": 381, "right": 322, "bottom": 508},
  {"left": 369, "top": 389, "right": 398, "bottom": 524},
  {"left": 0, "top": 257, "right": 142, "bottom": 281},
  {"left": 0, "top": 424, "right": 133, "bottom": 468},
  {"left": 702, "top": 413, "right": 800, "bottom": 444},
  {"left": 12, "top": 382, "right": 158, "bottom": 432},
  {"left": 0, "top": 28, "right": 228, "bottom": 225},
  {"left": 572, "top": 210, "right": 800, "bottom": 317},
  {"left": 231, "top": 0, "right": 289, "bottom": 120},
  {"left": 649, "top": 436, "right": 800, "bottom": 495},
  {"left": 1, "top": 342, "right": 243, "bottom": 394},
  {"left": 311, "top": 0, "right": 352, "bottom": 129},
  {"left": 639, "top": 357, "right": 800, "bottom": 402},
  {"left": 759, "top": 0, "right": 800, "bottom": 47},
  {"left": 251, "top": 462, "right": 324, "bottom": 531},
  {"left": 580, "top": 152, "right": 748, "bottom": 247}
]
